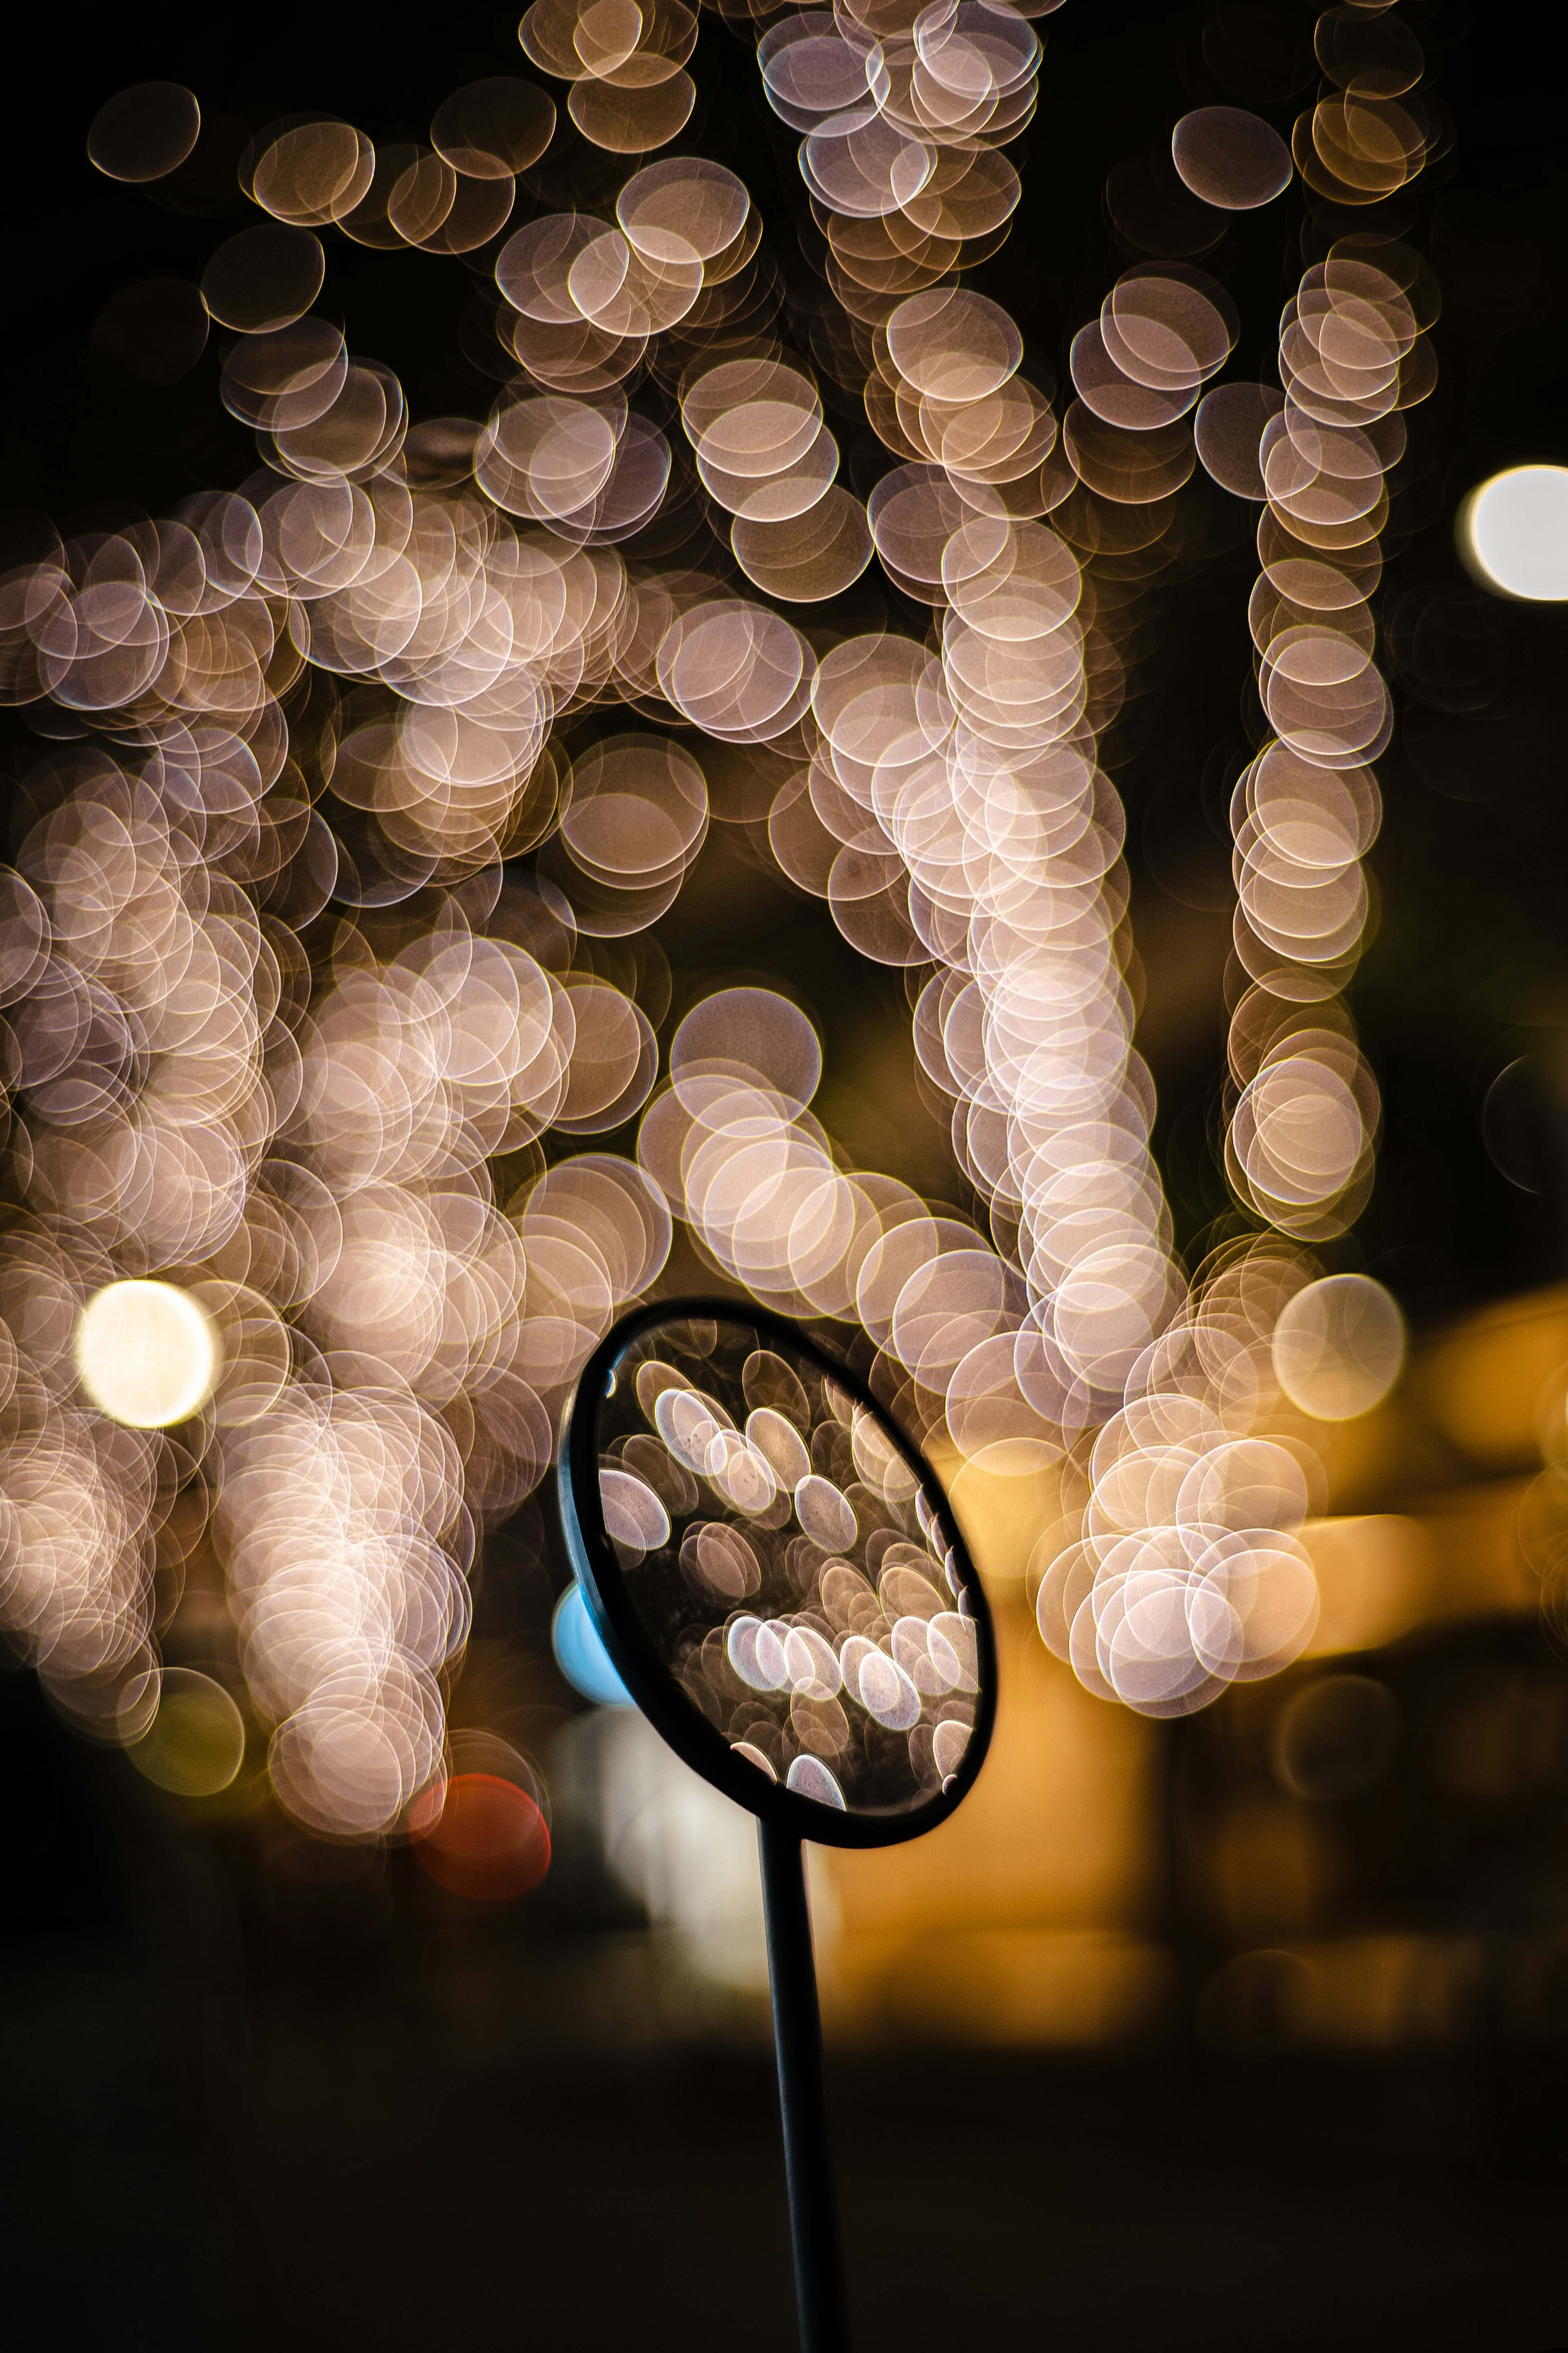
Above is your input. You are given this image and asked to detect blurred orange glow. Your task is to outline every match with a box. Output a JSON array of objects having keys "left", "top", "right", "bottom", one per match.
[
  {"left": 1201, "top": 1937, "right": 1483, "bottom": 2053},
  {"left": 817, "top": 1594, "right": 1159, "bottom": 2038},
  {"left": 1301, "top": 1515, "right": 1436, "bottom": 1655},
  {"left": 1419, "top": 1285, "right": 1568, "bottom": 1472}
]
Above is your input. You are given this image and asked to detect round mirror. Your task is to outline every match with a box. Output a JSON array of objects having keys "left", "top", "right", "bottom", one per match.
[{"left": 559, "top": 1300, "right": 996, "bottom": 1846}]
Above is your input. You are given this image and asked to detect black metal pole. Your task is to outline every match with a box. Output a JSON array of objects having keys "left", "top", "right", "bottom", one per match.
[{"left": 757, "top": 1818, "right": 852, "bottom": 2353}]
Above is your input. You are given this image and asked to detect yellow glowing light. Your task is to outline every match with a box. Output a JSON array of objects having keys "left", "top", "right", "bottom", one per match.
[
  {"left": 74, "top": 1280, "right": 220, "bottom": 1427},
  {"left": 1460, "top": 465, "right": 1568, "bottom": 600},
  {"left": 128, "top": 1669, "right": 247, "bottom": 1796}
]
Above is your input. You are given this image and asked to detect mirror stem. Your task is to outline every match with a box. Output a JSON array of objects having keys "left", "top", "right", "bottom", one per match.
[{"left": 758, "top": 1819, "right": 852, "bottom": 2353}]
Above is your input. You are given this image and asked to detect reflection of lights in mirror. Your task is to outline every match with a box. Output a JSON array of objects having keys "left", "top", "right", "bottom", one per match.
[
  {"left": 74, "top": 1280, "right": 219, "bottom": 1427},
  {"left": 1461, "top": 466, "right": 1568, "bottom": 600},
  {"left": 582, "top": 1311, "right": 986, "bottom": 1821}
]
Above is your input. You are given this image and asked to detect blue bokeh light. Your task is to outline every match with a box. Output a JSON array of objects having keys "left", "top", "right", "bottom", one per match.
[{"left": 552, "top": 1581, "right": 635, "bottom": 1707}]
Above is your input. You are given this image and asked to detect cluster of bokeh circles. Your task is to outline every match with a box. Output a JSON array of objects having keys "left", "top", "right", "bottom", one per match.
[
  {"left": 1042, "top": 0, "right": 1435, "bottom": 1716},
  {"left": 0, "top": 0, "right": 1431, "bottom": 1838}
]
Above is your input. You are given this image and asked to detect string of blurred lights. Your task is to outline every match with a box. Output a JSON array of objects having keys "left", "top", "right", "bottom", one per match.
[
  {"left": 0, "top": 0, "right": 1475, "bottom": 1849},
  {"left": 1036, "top": 0, "right": 1437, "bottom": 1715}
]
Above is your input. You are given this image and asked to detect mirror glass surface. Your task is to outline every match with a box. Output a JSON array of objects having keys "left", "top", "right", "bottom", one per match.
[{"left": 584, "top": 1310, "right": 986, "bottom": 1818}]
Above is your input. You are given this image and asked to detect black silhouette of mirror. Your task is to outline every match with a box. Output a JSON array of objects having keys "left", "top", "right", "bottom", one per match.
[
  {"left": 559, "top": 1300, "right": 997, "bottom": 2353},
  {"left": 560, "top": 1301, "right": 995, "bottom": 1837}
]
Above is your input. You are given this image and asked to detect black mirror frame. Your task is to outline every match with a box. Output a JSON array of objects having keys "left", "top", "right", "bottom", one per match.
[{"left": 557, "top": 1296, "right": 999, "bottom": 1852}]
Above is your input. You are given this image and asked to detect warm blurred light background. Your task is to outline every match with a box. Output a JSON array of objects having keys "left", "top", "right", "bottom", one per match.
[{"left": 5, "top": 0, "right": 1568, "bottom": 2346}]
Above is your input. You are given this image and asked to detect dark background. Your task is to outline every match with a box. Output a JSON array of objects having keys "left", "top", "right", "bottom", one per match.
[{"left": 4, "top": 3, "right": 1568, "bottom": 2346}]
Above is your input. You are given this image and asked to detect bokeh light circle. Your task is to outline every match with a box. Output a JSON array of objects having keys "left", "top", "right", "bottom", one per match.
[
  {"left": 411, "top": 1771, "right": 552, "bottom": 1900},
  {"left": 552, "top": 1580, "right": 635, "bottom": 1704},
  {"left": 74, "top": 1281, "right": 220, "bottom": 1428},
  {"left": 1270, "top": 1274, "right": 1404, "bottom": 1421},
  {"left": 1463, "top": 466, "right": 1568, "bottom": 600},
  {"left": 128, "top": 1669, "right": 247, "bottom": 1796}
]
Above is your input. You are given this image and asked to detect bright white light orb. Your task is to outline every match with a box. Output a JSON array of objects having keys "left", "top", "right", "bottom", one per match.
[
  {"left": 74, "top": 1280, "right": 220, "bottom": 1427},
  {"left": 1462, "top": 465, "right": 1568, "bottom": 600}
]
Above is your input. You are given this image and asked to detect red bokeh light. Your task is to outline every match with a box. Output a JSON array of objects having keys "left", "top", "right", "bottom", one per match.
[{"left": 411, "top": 1773, "right": 552, "bottom": 1901}]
